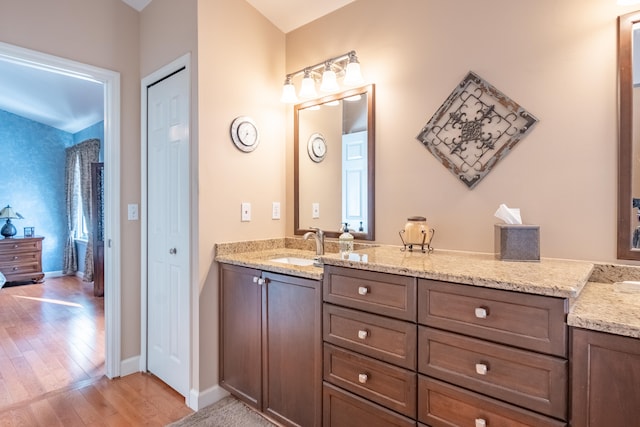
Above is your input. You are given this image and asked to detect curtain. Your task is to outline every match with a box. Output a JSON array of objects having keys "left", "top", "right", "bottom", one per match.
[{"left": 62, "top": 139, "right": 100, "bottom": 281}]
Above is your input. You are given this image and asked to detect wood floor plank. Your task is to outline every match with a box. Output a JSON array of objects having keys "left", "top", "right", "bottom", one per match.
[
  {"left": 29, "top": 399, "right": 65, "bottom": 427},
  {"left": 0, "top": 277, "right": 190, "bottom": 426}
]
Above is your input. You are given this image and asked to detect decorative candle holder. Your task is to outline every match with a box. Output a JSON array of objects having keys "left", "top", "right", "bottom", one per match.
[{"left": 399, "top": 216, "right": 435, "bottom": 253}]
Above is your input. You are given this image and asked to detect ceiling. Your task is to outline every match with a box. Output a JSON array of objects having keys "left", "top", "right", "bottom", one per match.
[{"left": 0, "top": 0, "right": 353, "bottom": 134}]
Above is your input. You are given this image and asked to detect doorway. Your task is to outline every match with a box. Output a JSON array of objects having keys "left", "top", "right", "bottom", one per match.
[{"left": 0, "top": 41, "right": 122, "bottom": 378}]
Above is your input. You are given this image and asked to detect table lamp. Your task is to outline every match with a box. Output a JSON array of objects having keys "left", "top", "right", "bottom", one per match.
[{"left": 0, "top": 205, "right": 24, "bottom": 238}]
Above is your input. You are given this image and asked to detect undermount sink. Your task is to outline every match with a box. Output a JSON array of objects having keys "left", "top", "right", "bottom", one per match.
[{"left": 269, "top": 256, "right": 316, "bottom": 267}]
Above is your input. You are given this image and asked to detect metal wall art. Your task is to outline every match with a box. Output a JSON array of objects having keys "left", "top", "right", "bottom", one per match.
[{"left": 416, "top": 71, "right": 538, "bottom": 189}]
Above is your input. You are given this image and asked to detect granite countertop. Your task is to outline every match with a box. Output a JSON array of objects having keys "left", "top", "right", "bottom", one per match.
[
  {"left": 322, "top": 245, "right": 594, "bottom": 299},
  {"left": 568, "top": 281, "right": 640, "bottom": 339},
  {"left": 215, "top": 238, "right": 640, "bottom": 338},
  {"left": 215, "top": 238, "right": 325, "bottom": 280}
]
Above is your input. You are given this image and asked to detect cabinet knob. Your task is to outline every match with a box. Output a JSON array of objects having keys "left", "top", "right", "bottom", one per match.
[
  {"left": 13, "top": 256, "right": 18, "bottom": 260},
  {"left": 474, "top": 307, "right": 488, "bottom": 319},
  {"left": 475, "top": 363, "right": 488, "bottom": 375},
  {"left": 252, "top": 277, "right": 266, "bottom": 285},
  {"left": 169, "top": 248, "right": 177, "bottom": 254},
  {"left": 13, "top": 244, "right": 18, "bottom": 249},
  {"left": 357, "top": 329, "right": 369, "bottom": 340},
  {"left": 12, "top": 267, "right": 18, "bottom": 271},
  {"left": 475, "top": 418, "right": 487, "bottom": 427},
  {"left": 358, "top": 373, "right": 368, "bottom": 384},
  {"left": 358, "top": 286, "right": 369, "bottom": 296}
]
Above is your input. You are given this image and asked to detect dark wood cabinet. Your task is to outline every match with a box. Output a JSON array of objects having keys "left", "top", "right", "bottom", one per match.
[
  {"left": 417, "top": 279, "right": 569, "bottom": 426},
  {"left": 571, "top": 327, "right": 640, "bottom": 427},
  {"left": 219, "top": 264, "right": 262, "bottom": 407},
  {"left": 219, "top": 263, "right": 321, "bottom": 427},
  {"left": 0, "top": 236, "right": 44, "bottom": 284},
  {"left": 322, "top": 266, "right": 418, "bottom": 424}
]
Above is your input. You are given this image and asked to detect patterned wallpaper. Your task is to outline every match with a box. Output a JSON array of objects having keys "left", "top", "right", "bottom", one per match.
[{"left": 0, "top": 109, "right": 103, "bottom": 274}]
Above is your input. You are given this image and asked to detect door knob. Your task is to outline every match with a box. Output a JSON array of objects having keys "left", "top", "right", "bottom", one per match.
[{"left": 169, "top": 248, "right": 177, "bottom": 254}]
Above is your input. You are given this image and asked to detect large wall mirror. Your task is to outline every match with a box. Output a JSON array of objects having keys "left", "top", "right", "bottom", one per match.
[
  {"left": 294, "top": 84, "right": 375, "bottom": 240},
  {"left": 618, "top": 11, "right": 640, "bottom": 260}
]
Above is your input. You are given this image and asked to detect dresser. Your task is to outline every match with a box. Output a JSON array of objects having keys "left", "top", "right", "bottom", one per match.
[{"left": 0, "top": 236, "right": 45, "bottom": 284}]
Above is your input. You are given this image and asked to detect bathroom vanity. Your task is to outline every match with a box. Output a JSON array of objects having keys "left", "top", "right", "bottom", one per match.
[{"left": 216, "top": 239, "right": 640, "bottom": 427}]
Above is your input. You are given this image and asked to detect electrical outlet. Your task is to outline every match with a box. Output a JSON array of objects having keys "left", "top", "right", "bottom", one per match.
[
  {"left": 312, "top": 203, "right": 320, "bottom": 219},
  {"left": 127, "top": 203, "right": 139, "bottom": 221},
  {"left": 272, "top": 202, "right": 281, "bottom": 220},
  {"left": 241, "top": 202, "right": 251, "bottom": 222}
]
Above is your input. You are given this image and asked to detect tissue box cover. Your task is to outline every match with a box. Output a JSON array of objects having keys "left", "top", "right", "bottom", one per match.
[{"left": 494, "top": 224, "right": 540, "bottom": 261}]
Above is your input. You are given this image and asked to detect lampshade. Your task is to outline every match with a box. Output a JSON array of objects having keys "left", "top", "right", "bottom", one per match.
[
  {"left": 299, "top": 70, "right": 318, "bottom": 99},
  {"left": 344, "top": 60, "right": 364, "bottom": 86},
  {"left": 280, "top": 77, "right": 298, "bottom": 104},
  {"left": 0, "top": 205, "right": 23, "bottom": 220},
  {"left": 0, "top": 205, "right": 23, "bottom": 239},
  {"left": 320, "top": 64, "right": 339, "bottom": 92}
]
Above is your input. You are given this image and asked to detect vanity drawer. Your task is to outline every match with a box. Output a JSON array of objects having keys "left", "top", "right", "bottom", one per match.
[
  {"left": 323, "top": 343, "right": 416, "bottom": 417},
  {"left": 324, "top": 265, "right": 416, "bottom": 321},
  {"left": 418, "top": 279, "right": 568, "bottom": 357},
  {"left": 323, "top": 382, "right": 416, "bottom": 427},
  {"left": 418, "top": 327, "right": 567, "bottom": 419},
  {"left": 324, "top": 304, "right": 417, "bottom": 369},
  {"left": 418, "top": 376, "right": 566, "bottom": 427}
]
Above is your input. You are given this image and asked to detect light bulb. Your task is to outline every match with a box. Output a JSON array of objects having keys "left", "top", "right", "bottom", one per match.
[
  {"left": 280, "top": 77, "right": 298, "bottom": 103},
  {"left": 344, "top": 61, "right": 364, "bottom": 86},
  {"left": 320, "top": 64, "right": 339, "bottom": 92},
  {"left": 299, "top": 70, "right": 317, "bottom": 98}
]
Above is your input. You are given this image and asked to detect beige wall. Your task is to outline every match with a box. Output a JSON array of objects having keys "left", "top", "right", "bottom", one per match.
[
  {"left": 287, "top": 0, "right": 640, "bottom": 263},
  {"left": 0, "top": 0, "right": 142, "bottom": 359},
  {"left": 196, "top": 0, "right": 286, "bottom": 390}
]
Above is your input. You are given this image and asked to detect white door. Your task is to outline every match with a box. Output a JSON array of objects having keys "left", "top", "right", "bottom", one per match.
[
  {"left": 342, "top": 131, "right": 368, "bottom": 232},
  {"left": 147, "top": 67, "right": 190, "bottom": 397}
]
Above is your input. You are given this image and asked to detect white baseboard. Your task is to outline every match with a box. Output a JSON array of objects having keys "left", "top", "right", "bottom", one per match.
[
  {"left": 120, "top": 355, "right": 140, "bottom": 377},
  {"left": 43, "top": 271, "right": 85, "bottom": 278},
  {"left": 188, "top": 384, "right": 229, "bottom": 411}
]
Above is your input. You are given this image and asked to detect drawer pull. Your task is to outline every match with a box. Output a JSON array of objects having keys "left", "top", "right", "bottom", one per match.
[
  {"left": 474, "top": 307, "right": 488, "bottom": 319},
  {"left": 475, "top": 363, "right": 488, "bottom": 375},
  {"left": 357, "top": 286, "right": 369, "bottom": 295},
  {"left": 357, "top": 329, "right": 369, "bottom": 340},
  {"left": 13, "top": 244, "right": 18, "bottom": 249},
  {"left": 475, "top": 419, "right": 487, "bottom": 427},
  {"left": 12, "top": 267, "right": 18, "bottom": 271},
  {"left": 358, "top": 373, "right": 368, "bottom": 383},
  {"left": 13, "top": 256, "right": 18, "bottom": 260}
]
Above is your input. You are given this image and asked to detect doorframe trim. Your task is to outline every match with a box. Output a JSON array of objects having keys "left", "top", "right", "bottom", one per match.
[
  {"left": 0, "top": 41, "right": 122, "bottom": 378},
  {"left": 140, "top": 53, "right": 192, "bottom": 405}
]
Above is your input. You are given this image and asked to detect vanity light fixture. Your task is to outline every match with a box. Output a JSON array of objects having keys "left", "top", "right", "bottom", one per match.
[{"left": 280, "top": 50, "right": 364, "bottom": 103}]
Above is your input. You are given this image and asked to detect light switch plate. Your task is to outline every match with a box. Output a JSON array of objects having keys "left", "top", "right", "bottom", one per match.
[
  {"left": 272, "top": 202, "right": 281, "bottom": 220},
  {"left": 127, "top": 203, "right": 139, "bottom": 221},
  {"left": 241, "top": 202, "right": 251, "bottom": 222},
  {"left": 312, "top": 203, "right": 320, "bottom": 219}
]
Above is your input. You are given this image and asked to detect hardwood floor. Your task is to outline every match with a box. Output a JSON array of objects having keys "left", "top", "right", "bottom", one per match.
[{"left": 0, "top": 276, "right": 193, "bottom": 426}]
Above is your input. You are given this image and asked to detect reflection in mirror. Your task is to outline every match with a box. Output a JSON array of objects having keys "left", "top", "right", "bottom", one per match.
[
  {"left": 618, "top": 11, "right": 640, "bottom": 260},
  {"left": 294, "top": 85, "right": 375, "bottom": 240}
]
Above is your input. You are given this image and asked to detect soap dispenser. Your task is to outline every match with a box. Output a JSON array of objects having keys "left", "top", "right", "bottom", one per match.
[{"left": 339, "top": 223, "right": 354, "bottom": 256}]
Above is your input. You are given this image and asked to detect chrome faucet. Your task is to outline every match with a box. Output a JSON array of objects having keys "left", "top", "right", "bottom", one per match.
[{"left": 303, "top": 227, "right": 325, "bottom": 256}]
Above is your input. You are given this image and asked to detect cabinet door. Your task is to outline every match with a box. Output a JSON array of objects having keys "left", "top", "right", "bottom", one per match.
[
  {"left": 571, "top": 328, "right": 640, "bottom": 427},
  {"left": 263, "top": 272, "right": 322, "bottom": 427},
  {"left": 219, "top": 264, "right": 263, "bottom": 409}
]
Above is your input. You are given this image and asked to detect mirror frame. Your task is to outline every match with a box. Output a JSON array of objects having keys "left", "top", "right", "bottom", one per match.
[
  {"left": 294, "top": 84, "right": 376, "bottom": 240},
  {"left": 618, "top": 11, "right": 640, "bottom": 260}
]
